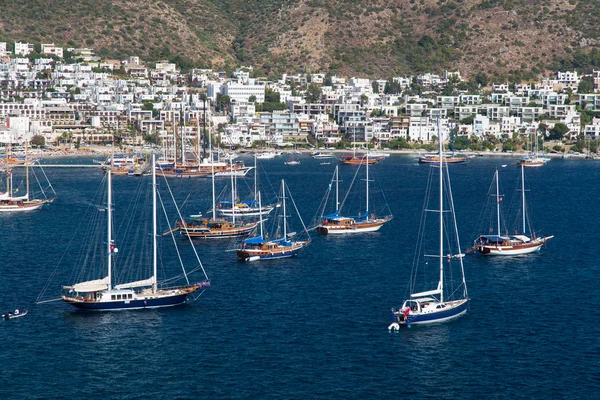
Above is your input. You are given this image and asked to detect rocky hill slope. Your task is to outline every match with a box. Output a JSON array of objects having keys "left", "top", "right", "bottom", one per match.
[{"left": 1, "top": 0, "right": 599, "bottom": 80}]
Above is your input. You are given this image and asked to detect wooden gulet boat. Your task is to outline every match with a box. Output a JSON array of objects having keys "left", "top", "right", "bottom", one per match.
[
  {"left": 0, "top": 141, "right": 56, "bottom": 212},
  {"left": 236, "top": 182, "right": 310, "bottom": 261},
  {"left": 472, "top": 164, "right": 553, "bottom": 256},
  {"left": 173, "top": 144, "right": 258, "bottom": 239},
  {"left": 317, "top": 158, "right": 392, "bottom": 234}
]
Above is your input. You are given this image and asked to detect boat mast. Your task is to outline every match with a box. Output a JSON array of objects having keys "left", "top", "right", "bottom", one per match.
[
  {"left": 230, "top": 155, "right": 236, "bottom": 225},
  {"left": 521, "top": 163, "right": 526, "bottom": 234},
  {"left": 152, "top": 153, "right": 158, "bottom": 293},
  {"left": 438, "top": 120, "right": 444, "bottom": 303},
  {"left": 365, "top": 153, "right": 369, "bottom": 217},
  {"left": 107, "top": 165, "right": 113, "bottom": 291},
  {"left": 258, "top": 191, "right": 264, "bottom": 238},
  {"left": 335, "top": 166, "right": 339, "bottom": 213},
  {"left": 211, "top": 123, "right": 216, "bottom": 221},
  {"left": 254, "top": 155, "right": 257, "bottom": 201},
  {"left": 25, "top": 138, "right": 29, "bottom": 200},
  {"left": 281, "top": 179, "right": 287, "bottom": 239},
  {"left": 495, "top": 169, "right": 501, "bottom": 236}
]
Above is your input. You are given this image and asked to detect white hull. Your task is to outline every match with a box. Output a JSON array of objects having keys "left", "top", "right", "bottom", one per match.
[
  {"left": 0, "top": 200, "right": 49, "bottom": 212},
  {"left": 318, "top": 222, "right": 385, "bottom": 234},
  {"left": 481, "top": 242, "right": 544, "bottom": 256}
]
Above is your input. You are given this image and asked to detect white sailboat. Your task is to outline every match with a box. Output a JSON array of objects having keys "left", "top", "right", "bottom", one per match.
[
  {"left": 60, "top": 154, "right": 210, "bottom": 311},
  {"left": 216, "top": 155, "right": 277, "bottom": 218},
  {"left": 389, "top": 122, "right": 469, "bottom": 329},
  {"left": 472, "top": 164, "right": 553, "bottom": 255},
  {"left": 0, "top": 140, "right": 56, "bottom": 212}
]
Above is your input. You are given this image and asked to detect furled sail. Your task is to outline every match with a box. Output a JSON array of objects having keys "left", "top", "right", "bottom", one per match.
[
  {"left": 114, "top": 277, "right": 156, "bottom": 290},
  {"left": 64, "top": 276, "right": 110, "bottom": 292}
]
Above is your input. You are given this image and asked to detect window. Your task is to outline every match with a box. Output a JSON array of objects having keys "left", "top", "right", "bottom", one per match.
[
  {"left": 111, "top": 295, "right": 115, "bottom": 300},
  {"left": 117, "top": 294, "right": 122, "bottom": 300}
]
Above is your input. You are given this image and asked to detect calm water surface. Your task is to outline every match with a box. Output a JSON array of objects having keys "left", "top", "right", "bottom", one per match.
[{"left": 1, "top": 154, "right": 599, "bottom": 399}]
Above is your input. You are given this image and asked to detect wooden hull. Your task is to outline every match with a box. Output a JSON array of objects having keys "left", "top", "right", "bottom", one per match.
[
  {"left": 0, "top": 198, "right": 54, "bottom": 213},
  {"left": 419, "top": 156, "right": 467, "bottom": 164},
  {"left": 476, "top": 237, "right": 551, "bottom": 256},
  {"left": 316, "top": 217, "right": 391, "bottom": 234},
  {"left": 236, "top": 242, "right": 307, "bottom": 260},
  {"left": 178, "top": 222, "right": 258, "bottom": 239},
  {"left": 339, "top": 157, "right": 378, "bottom": 165}
]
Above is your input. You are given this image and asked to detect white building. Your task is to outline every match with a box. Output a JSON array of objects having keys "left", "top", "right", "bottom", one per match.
[
  {"left": 222, "top": 83, "right": 265, "bottom": 103},
  {"left": 41, "top": 43, "right": 63, "bottom": 58},
  {"left": 14, "top": 42, "right": 34, "bottom": 56}
]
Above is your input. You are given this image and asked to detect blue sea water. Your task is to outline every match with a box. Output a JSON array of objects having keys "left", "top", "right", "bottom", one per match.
[{"left": 1, "top": 154, "right": 600, "bottom": 399}]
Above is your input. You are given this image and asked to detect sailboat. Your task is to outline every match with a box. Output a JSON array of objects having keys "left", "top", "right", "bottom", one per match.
[
  {"left": 519, "top": 130, "right": 549, "bottom": 167},
  {"left": 472, "top": 164, "right": 553, "bottom": 255},
  {"left": 236, "top": 180, "right": 310, "bottom": 261},
  {"left": 389, "top": 123, "right": 469, "bottom": 329},
  {"left": 173, "top": 152, "right": 258, "bottom": 239},
  {"left": 316, "top": 156, "right": 392, "bottom": 234},
  {"left": 61, "top": 154, "right": 210, "bottom": 310},
  {"left": 0, "top": 140, "right": 56, "bottom": 212},
  {"left": 216, "top": 155, "right": 277, "bottom": 218}
]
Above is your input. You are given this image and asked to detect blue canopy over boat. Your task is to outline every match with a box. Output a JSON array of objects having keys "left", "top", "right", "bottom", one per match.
[
  {"left": 323, "top": 210, "right": 340, "bottom": 219},
  {"left": 477, "top": 234, "right": 509, "bottom": 243},
  {"left": 243, "top": 235, "right": 265, "bottom": 245}
]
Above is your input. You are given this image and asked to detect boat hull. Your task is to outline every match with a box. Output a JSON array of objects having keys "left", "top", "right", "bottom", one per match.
[
  {"left": 476, "top": 237, "right": 551, "bottom": 256},
  {"left": 316, "top": 218, "right": 390, "bottom": 234},
  {"left": 395, "top": 299, "right": 469, "bottom": 326},
  {"left": 62, "top": 291, "right": 192, "bottom": 311},
  {"left": 236, "top": 242, "right": 307, "bottom": 260},
  {"left": 179, "top": 224, "right": 257, "bottom": 239},
  {"left": 0, "top": 198, "right": 54, "bottom": 212}
]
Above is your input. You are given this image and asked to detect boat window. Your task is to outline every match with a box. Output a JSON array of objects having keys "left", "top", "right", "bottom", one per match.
[
  {"left": 111, "top": 295, "right": 115, "bottom": 300},
  {"left": 117, "top": 294, "right": 122, "bottom": 300},
  {"left": 128, "top": 294, "right": 133, "bottom": 299}
]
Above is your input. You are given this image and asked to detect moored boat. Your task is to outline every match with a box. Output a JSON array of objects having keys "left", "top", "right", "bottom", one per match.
[
  {"left": 60, "top": 155, "right": 210, "bottom": 311},
  {"left": 472, "top": 164, "right": 553, "bottom": 256},
  {"left": 390, "top": 121, "right": 469, "bottom": 329}
]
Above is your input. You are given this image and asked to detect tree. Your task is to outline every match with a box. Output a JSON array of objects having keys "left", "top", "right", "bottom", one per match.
[
  {"left": 216, "top": 93, "right": 231, "bottom": 112},
  {"left": 305, "top": 83, "right": 322, "bottom": 103},
  {"left": 30, "top": 135, "right": 45, "bottom": 147},
  {"left": 248, "top": 95, "right": 256, "bottom": 103},
  {"left": 578, "top": 76, "right": 594, "bottom": 94},
  {"left": 384, "top": 79, "right": 402, "bottom": 94},
  {"left": 547, "top": 123, "right": 570, "bottom": 140},
  {"left": 264, "top": 88, "right": 280, "bottom": 103}
]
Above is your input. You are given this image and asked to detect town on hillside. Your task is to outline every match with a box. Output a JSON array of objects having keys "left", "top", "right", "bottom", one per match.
[{"left": 1, "top": 41, "right": 599, "bottom": 156}]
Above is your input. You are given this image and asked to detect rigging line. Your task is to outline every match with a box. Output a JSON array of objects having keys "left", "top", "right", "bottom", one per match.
[
  {"left": 158, "top": 173, "right": 209, "bottom": 282},
  {"left": 444, "top": 160, "right": 468, "bottom": 297},
  {"left": 286, "top": 182, "right": 311, "bottom": 241},
  {"left": 36, "top": 174, "right": 106, "bottom": 303},
  {"left": 157, "top": 189, "right": 189, "bottom": 285},
  {"left": 340, "top": 162, "right": 361, "bottom": 212},
  {"left": 36, "top": 161, "right": 57, "bottom": 196}
]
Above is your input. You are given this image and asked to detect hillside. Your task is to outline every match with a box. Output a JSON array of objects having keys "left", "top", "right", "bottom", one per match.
[{"left": 1, "top": 0, "right": 600, "bottom": 80}]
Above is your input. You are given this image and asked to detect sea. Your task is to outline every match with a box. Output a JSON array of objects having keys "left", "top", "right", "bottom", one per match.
[{"left": 1, "top": 154, "right": 599, "bottom": 399}]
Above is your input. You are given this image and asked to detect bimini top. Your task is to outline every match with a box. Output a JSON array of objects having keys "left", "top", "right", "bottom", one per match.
[
  {"left": 243, "top": 235, "right": 265, "bottom": 246},
  {"left": 477, "top": 234, "right": 510, "bottom": 243}
]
